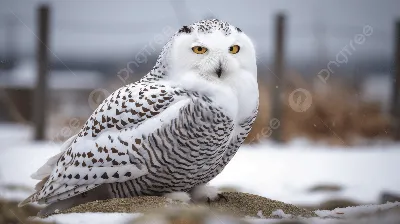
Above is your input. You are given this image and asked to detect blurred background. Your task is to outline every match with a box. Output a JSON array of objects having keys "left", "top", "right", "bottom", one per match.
[{"left": 0, "top": 0, "right": 400, "bottom": 222}]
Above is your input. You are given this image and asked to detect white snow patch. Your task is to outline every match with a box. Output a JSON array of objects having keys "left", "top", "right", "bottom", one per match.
[
  {"left": 315, "top": 201, "right": 400, "bottom": 219},
  {"left": 33, "top": 213, "right": 143, "bottom": 224},
  {"left": 257, "top": 210, "right": 266, "bottom": 219},
  {"left": 271, "top": 209, "right": 293, "bottom": 218},
  {"left": 0, "top": 141, "right": 61, "bottom": 187},
  {"left": 0, "top": 129, "right": 62, "bottom": 201}
]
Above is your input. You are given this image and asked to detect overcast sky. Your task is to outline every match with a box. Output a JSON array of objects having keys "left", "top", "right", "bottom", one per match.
[{"left": 0, "top": 0, "right": 399, "bottom": 62}]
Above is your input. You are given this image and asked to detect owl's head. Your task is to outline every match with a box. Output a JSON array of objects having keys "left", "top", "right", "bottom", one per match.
[{"left": 154, "top": 19, "right": 257, "bottom": 85}]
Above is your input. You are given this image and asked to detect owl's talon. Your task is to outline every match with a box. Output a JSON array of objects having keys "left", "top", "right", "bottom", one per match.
[
  {"left": 206, "top": 193, "right": 227, "bottom": 205},
  {"left": 217, "top": 193, "right": 228, "bottom": 202}
]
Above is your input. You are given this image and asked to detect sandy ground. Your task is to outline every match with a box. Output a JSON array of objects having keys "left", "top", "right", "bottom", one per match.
[{"left": 57, "top": 192, "right": 316, "bottom": 219}]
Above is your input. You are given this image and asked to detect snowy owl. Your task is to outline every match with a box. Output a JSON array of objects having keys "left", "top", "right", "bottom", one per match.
[{"left": 19, "top": 19, "right": 259, "bottom": 215}]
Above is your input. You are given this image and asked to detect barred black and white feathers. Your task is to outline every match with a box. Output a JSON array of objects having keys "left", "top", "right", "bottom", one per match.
[{"left": 19, "top": 19, "right": 259, "bottom": 210}]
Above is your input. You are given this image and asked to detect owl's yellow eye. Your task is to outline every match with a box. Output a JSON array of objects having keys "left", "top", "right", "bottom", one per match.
[
  {"left": 229, "top": 45, "right": 240, "bottom": 54},
  {"left": 192, "top": 46, "right": 208, "bottom": 54}
]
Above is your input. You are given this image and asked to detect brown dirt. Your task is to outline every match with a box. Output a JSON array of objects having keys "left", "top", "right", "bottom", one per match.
[{"left": 59, "top": 192, "right": 316, "bottom": 219}]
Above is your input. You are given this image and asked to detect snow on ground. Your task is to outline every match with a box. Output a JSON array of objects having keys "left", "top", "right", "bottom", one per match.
[
  {"left": 315, "top": 201, "right": 400, "bottom": 219},
  {"left": 0, "top": 123, "right": 33, "bottom": 148},
  {"left": 0, "top": 123, "right": 63, "bottom": 201},
  {"left": 35, "top": 213, "right": 143, "bottom": 224},
  {"left": 0, "top": 141, "right": 61, "bottom": 201},
  {"left": 1, "top": 123, "right": 400, "bottom": 206},
  {"left": 211, "top": 139, "right": 400, "bottom": 206}
]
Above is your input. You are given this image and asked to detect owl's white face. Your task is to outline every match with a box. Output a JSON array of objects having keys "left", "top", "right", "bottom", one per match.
[
  {"left": 162, "top": 22, "right": 259, "bottom": 122},
  {"left": 168, "top": 28, "right": 257, "bottom": 84}
]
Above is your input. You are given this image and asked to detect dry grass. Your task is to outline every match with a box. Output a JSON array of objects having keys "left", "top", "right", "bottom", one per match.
[{"left": 246, "top": 72, "right": 392, "bottom": 146}]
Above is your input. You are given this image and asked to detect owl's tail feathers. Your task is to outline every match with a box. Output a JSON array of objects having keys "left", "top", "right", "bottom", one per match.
[
  {"left": 18, "top": 177, "right": 51, "bottom": 207},
  {"left": 19, "top": 135, "right": 79, "bottom": 208},
  {"left": 19, "top": 156, "right": 61, "bottom": 207},
  {"left": 37, "top": 184, "right": 111, "bottom": 217},
  {"left": 42, "top": 184, "right": 101, "bottom": 205},
  {"left": 18, "top": 180, "right": 53, "bottom": 207},
  {"left": 18, "top": 183, "right": 101, "bottom": 208},
  {"left": 18, "top": 191, "right": 37, "bottom": 207},
  {"left": 31, "top": 134, "right": 77, "bottom": 180}
]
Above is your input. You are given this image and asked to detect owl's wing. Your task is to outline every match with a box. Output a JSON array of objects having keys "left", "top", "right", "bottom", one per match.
[{"left": 19, "top": 82, "right": 192, "bottom": 206}]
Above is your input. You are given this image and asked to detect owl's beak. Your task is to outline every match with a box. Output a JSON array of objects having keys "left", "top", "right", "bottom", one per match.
[{"left": 215, "top": 62, "right": 223, "bottom": 78}]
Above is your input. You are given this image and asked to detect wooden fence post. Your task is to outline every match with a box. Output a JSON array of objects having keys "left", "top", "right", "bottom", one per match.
[
  {"left": 270, "top": 13, "right": 286, "bottom": 142},
  {"left": 392, "top": 20, "right": 400, "bottom": 140},
  {"left": 33, "top": 5, "right": 50, "bottom": 140}
]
